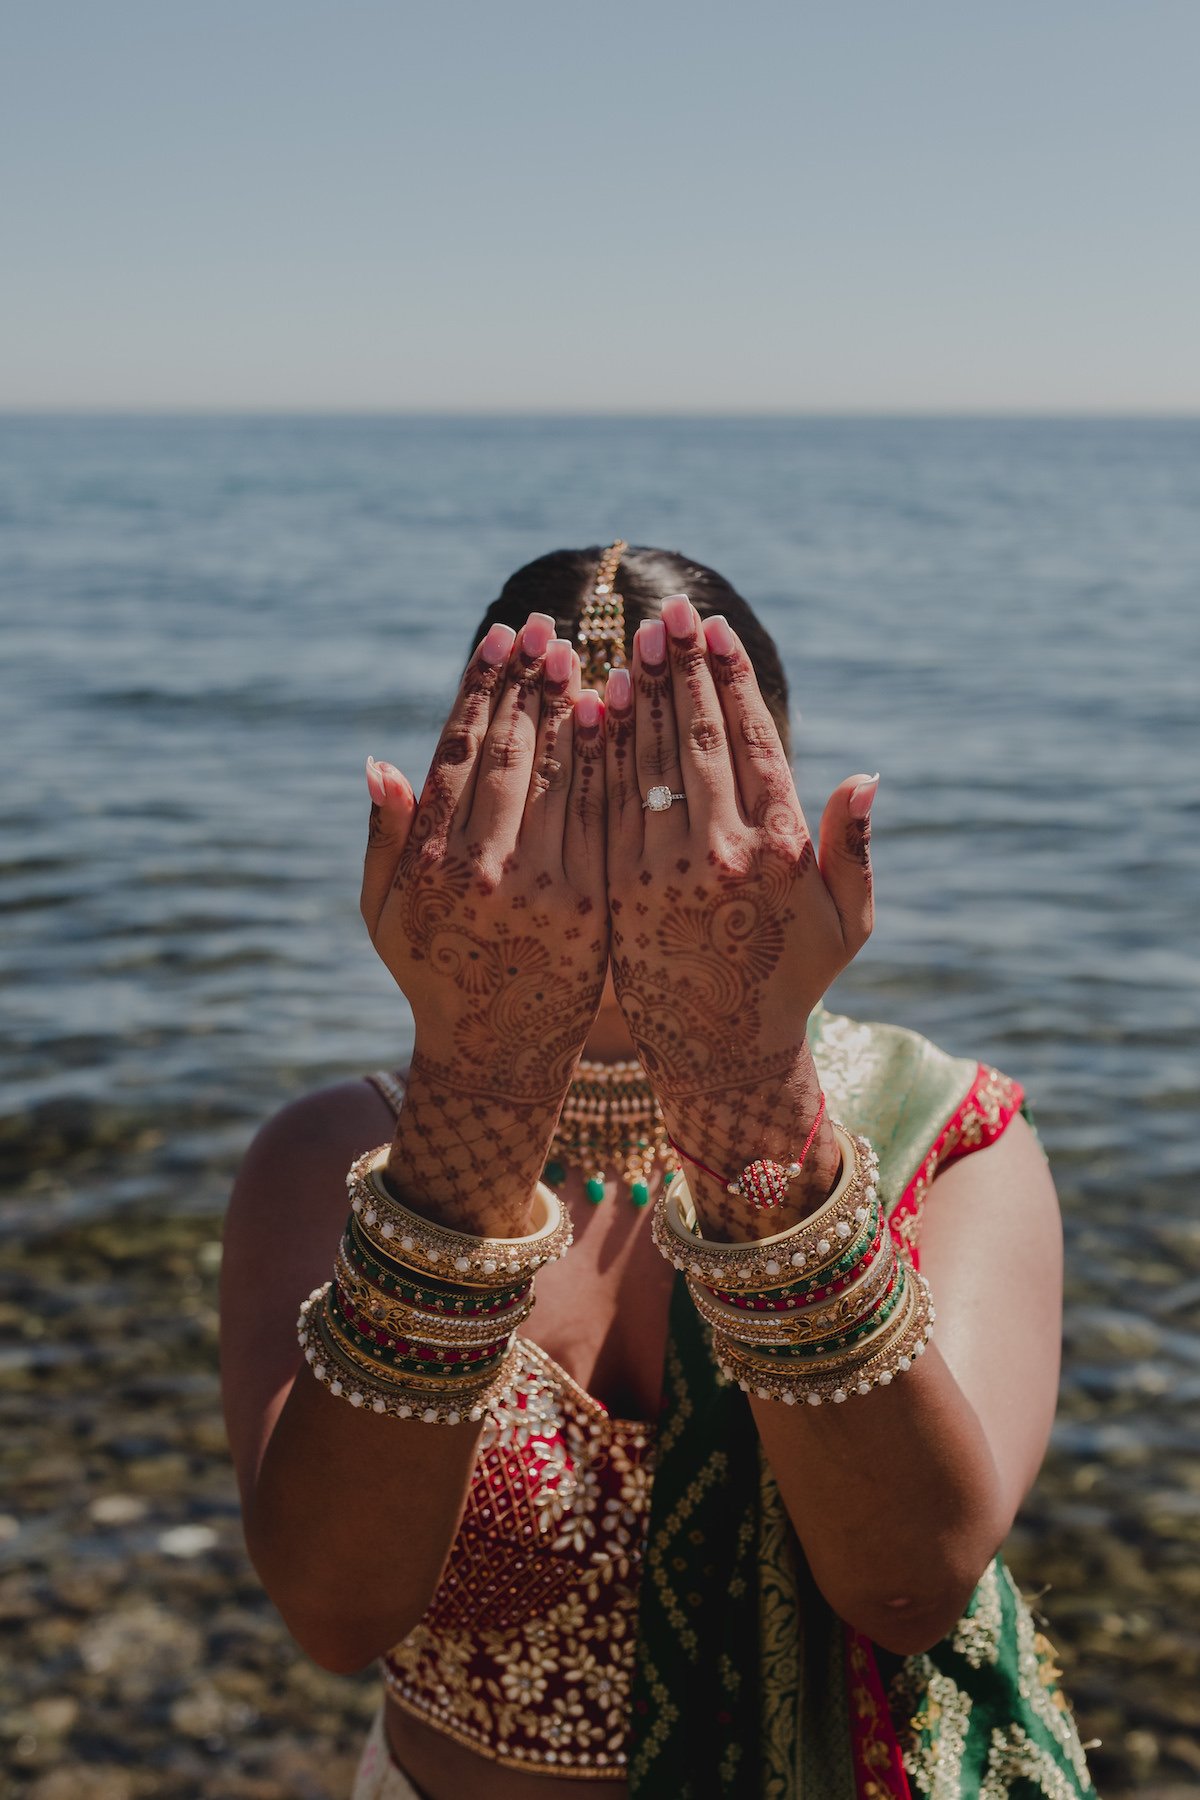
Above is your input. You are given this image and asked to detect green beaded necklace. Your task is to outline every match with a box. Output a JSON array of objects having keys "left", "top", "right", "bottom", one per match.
[{"left": 544, "top": 1058, "right": 676, "bottom": 1208}]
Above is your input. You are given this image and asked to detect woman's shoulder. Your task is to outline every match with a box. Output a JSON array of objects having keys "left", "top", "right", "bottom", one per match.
[{"left": 810, "top": 1003, "right": 1026, "bottom": 1201}]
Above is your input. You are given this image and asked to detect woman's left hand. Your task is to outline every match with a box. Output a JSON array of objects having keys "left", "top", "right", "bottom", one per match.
[{"left": 601, "top": 593, "right": 878, "bottom": 1229}]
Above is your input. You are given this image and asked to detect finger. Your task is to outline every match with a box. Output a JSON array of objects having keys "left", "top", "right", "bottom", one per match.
[
  {"left": 361, "top": 759, "right": 418, "bottom": 935},
  {"left": 524, "top": 637, "right": 580, "bottom": 861},
  {"left": 409, "top": 621, "right": 515, "bottom": 857},
  {"left": 564, "top": 689, "right": 607, "bottom": 891},
  {"left": 603, "top": 666, "right": 642, "bottom": 866},
  {"left": 631, "top": 616, "right": 687, "bottom": 820},
  {"left": 817, "top": 774, "right": 878, "bottom": 953},
  {"left": 464, "top": 612, "right": 556, "bottom": 861},
  {"left": 702, "top": 614, "right": 802, "bottom": 833},
  {"left": 659, "top": 593, "right": 738, "bottom": 829}
]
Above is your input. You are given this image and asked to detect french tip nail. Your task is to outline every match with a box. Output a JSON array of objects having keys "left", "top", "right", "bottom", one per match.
[{"left": 365, "top": 757, "right": 388, "bottom": 805}]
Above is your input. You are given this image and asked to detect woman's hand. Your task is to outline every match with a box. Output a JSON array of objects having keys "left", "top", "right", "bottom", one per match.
[
  {"left": 603, "top": 594, "right": 877, "bottom": 1236},
  {"left": 360, "top": 615, "right": 609, "bottom": 1230}
]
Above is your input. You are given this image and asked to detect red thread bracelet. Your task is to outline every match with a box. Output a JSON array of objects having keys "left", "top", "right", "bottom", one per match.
[{"left": 667, "top": 1092, "right": 828, "bottom": 1209}]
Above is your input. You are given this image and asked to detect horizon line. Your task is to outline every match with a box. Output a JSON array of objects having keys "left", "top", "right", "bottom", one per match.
[{"left": 2, "top": 404, "right": 1199, "bottom": 423}]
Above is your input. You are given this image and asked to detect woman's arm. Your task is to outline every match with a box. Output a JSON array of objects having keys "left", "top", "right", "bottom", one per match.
[
  {"left": 748, "top": 1110, "right": 1062, "bottom": 1654},
  {"left": 602, "top": 597, "right": 1061, "bottom": 1655},
  {"left": 220, "top": 618, "right": 609, "bottom": 1671}
]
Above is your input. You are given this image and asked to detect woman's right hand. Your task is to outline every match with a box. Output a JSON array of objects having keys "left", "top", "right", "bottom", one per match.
[{"left": 359, "top": 614, "right": 609, "bottom": 1230}]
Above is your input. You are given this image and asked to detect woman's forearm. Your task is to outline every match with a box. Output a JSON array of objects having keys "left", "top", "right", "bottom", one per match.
[
  {"left": 244, "top": 1061, "right": 553, "bottom": 1672},
  {"left": 750, "top": 1341, "right": 1006, "bottom": 1654}
]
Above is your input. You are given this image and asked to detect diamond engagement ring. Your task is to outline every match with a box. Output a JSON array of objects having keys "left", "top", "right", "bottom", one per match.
[{"left": 643, "top": 786, "right": 687, "bottom": 812}]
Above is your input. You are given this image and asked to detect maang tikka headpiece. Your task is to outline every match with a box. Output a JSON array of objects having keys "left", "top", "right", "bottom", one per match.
[{"left": 576, "top": 539, "right": 629, "bottom": 690}]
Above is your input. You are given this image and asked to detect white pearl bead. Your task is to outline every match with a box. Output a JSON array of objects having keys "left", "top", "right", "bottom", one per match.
[
  {"left": 350, "top": 1392, "right": 363, "bottom": 1407},
  {"left": 455, "top": 1255, "right": 470, "bottom": 1271},
  {"left": 428, "top": 1248, "right": 440, "bottom": 1262},
  {"left": 398, "top": 1404, "right": 412, "bottom": 1418},
  {"left": 898, "top": 1355, "right": 911, "bottom": 1372},
  {"left": 401, "top": 1235, "right": 414, "bottom": 1251},
  {"left": 817, "top": 1238, "right": 831, "bottom": 1256},
  {"left": 806, "top": 1392, "right": 822, "bottom": 1406},
  {"left": 738, "top": 1379, "right": 750, "bottom": 1392},
  {"left": 305, "top": 1347, "right": 315, "bottom": 1363},
  {"left": 857, "top": 1380, "right": 871, "bottom": 1395},
  {"left": 756, "top": 1387, "right": 770, "bottom": 1399},
  {"left": 835, "top": 1220, "right": 851, "bottom": 1240},
  {"left": 674, "top": 1257, "right": 685, "bottom": 1271},
  {"left": 712, "top": 1266, "right": 727, "bottom": 1280},
  {"left": 351, "top": 1197, "right": 362, "bottom": 1213},
  {"left": 381, "top": 1222, "right": 395, "bottom": 1239},
  {"left": 422, "top": 1408, "right": 437, "bottom": 1423},
  {"left": 854, "top": 1206, "right": 868, "bottom": 1223},
  {"left": 765, "top": 1259, "right": 781, "bottom": 1276},
  {"left": 330, "top": 1379, "right": 342, "bottom": 1396},
  {"left": 298, "top": 1331, "right": 308, "bottom": 1346},
  {"left": 482, "top": 1259, "right": 496, "bottom": 1274},
  {"left": 832, "top": 1389, "right": 847, "bottom": 1403},
  {"left": 791, "top": 1251, "right": 807, "bottom": 1267},
  {"left": 313, "top": 1363, "right": 326, "bottom": 1379},
  {"left": 782, "top": 1391, "right": 796, "bottom": 1404},
  {"left": 373, "top": 1398, "right": 386, "bottom": 1413},
  {"left": 365, "top": 1208, "right": 377, "bottom": 1226},
  {"left": 689, "top": 1261, "right": 702, "bottom": 1276},
  {"left": 878, "top": 1369, "right": 893, "bottom": 1385},
  {"left": 447, "top": 1411, "right": 460, "bottom": 1425}
]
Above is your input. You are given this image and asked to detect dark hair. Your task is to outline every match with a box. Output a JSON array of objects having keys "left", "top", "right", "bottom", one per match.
[{"left": 471, "top": 545, "right": 791, "bottom": 753}]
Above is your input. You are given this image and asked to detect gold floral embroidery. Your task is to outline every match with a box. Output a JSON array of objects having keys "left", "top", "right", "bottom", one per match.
[
  {"left": 1005, "top": 1568, "right": 1094, "bottom": 1789},
  {"left": 953, "top": 1558, "right": 1004, "bottom": 1669},
  {"left": 383, "top": 1339, "right": 653, "bottom": 1778},
  {"left": 888, "top": 1654, "right": 973, "bottom": 1799},
  {"left": 981, "top": 1724, "right": 1082, "bottom": 1800}
]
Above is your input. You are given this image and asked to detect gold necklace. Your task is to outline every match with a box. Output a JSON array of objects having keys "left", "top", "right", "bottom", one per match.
[{"left": 544, "top": 1058, "right": 676, "bottom": 1207}]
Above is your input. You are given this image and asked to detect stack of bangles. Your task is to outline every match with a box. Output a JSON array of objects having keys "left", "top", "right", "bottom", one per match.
[
  {"left": 651, "top": 1119, "right": 935, "bottom": 1406},
  {"left": 296, "top": 1144, "right": 572, "bottom": 1425}
]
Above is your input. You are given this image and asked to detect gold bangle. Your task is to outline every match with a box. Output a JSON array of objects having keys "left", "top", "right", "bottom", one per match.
[
  {"left": 333, "top": 1249, "right": 535, "bottom": 1346},
  {"left": 712, "top": 1269, "right": 935, "bottom": 1406},
  {"left": 297, "top": 1286, "right": 518, "bottom": 1424},
  {"left": 652, "top": 1121, "right": 878, "bottom": 1291},
  {"left": 687, "top": 1231, "right": 898, "bottom": 1347},
  {"left": 348, "top": 1145, "right": 572, "bottom": 1286}
]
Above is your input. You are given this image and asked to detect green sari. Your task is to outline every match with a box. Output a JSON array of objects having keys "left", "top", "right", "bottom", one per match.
[{"left": 627, "top": 1007, "right": 1097, "bottom": 1799}]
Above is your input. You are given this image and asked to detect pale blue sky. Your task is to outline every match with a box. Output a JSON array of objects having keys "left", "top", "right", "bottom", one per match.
[{"left": 3, "top": 1, "right": 1197, "bottom": 412}]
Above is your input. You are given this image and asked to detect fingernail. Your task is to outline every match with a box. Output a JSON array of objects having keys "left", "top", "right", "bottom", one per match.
[
  {"left": 606, "top": 667, "right": 632, "bottom": 710},
  {"left": 848, "top": 774, "right": 880, "bottom": 820},
  {"left": 661, "top": 594, "right": 693, "bottom": 640},
  {"left": 480, "top": 622, "right": 515, "bottom": 666},
  {"left": 638, "top": 619, "right": 666, "bottom": 665},
  {"left": 365, "top": 756, "right": 387, "bottom": 806},
  {"left": 575, "top": 690, "right": 602, "bottom": 730},
  {"left": 705, "top": 615, "right": 735, "bottom": 655},
  {"left": 521, "top": 612, "right": 556, "bottom": 660},
  {"left": 544, "top": 638, "right": 574, "bottom": 684}
]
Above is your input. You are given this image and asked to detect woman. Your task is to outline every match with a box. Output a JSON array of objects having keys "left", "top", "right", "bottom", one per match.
[{"left": 221, "top": 545, "right": 1097, "bottom": 1799}]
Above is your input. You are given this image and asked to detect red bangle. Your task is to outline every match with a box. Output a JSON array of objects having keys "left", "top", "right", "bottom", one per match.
[{"left": 667, "top": 1092, "right": 828, "bottom": 1210}]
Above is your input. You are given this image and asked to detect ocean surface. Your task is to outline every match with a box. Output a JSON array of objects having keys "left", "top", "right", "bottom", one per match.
[{"left": 2, "top": 415, "right": 1198, "bottom": 1795}]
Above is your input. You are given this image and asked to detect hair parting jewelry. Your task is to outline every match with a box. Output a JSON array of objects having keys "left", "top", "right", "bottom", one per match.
[{"left": 575, "top": 539, "right": 628, "bottom": 690}]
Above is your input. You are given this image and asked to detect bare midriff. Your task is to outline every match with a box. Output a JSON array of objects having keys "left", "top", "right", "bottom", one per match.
[{"left": 384, "top": 1700, "right": 630, "bottom": 1800}]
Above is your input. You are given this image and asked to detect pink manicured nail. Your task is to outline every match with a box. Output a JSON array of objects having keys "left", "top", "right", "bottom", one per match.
[
  {"left": 661, "top": 594, "right": 693, "bottom": 640},
  {"left": 638, "top": 619, "right": 666, "bottom": 665},
  {"left": 480, "top": 622, "right": 515, "bottom": 666},
  {"left": 575, "top": 690, "right": 602, "bottom": 729},
  {"left": 544, "top": 638, "right": 574, "bottom": 684},
  {"left": 606, "top": 667, "right": 632, "bottom": 709},
  {"left": 705, "top": 615, "right": 735, "bottom": 655},
  {"left": 848, "top": 774, "right": 880, "bottom": 819},
  {"left": 521, "top": 612, "right": 556, "bottom": 660},
  {"left": 365, "top": 756, "right": 387, "bottom": 806}
]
